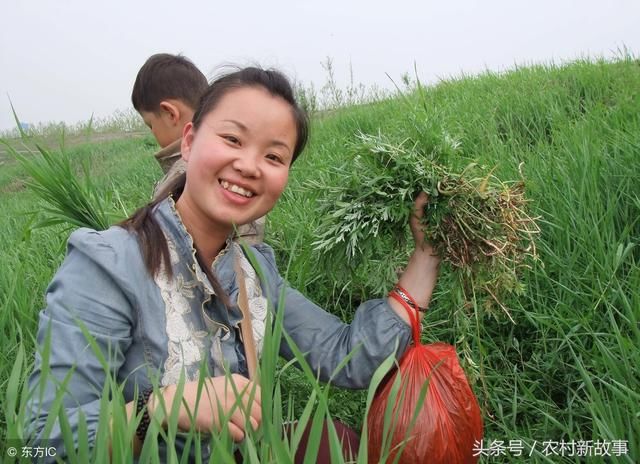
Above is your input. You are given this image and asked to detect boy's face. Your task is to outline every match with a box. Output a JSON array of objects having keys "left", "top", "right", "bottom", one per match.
[{"left": 140, "top": 110, "right": 182, "bottom": 148}]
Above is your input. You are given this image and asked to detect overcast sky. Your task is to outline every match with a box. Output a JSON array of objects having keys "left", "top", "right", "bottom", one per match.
[{"left": 1, "top": 0, "right": 638, "bottom": 132}]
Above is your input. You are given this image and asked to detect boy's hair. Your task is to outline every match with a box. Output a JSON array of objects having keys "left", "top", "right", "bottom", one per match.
[{"left": 131, "top": 53, "right": 208, "bottom": 113}]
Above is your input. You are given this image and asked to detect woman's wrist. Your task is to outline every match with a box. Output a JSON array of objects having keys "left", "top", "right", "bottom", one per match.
[
  {"left": 135, "top": 388, "right": 154, "bottom": 443},
  {"left": 391, "top": 285, "right": 428, "bottom": 313},
  {"left": 397, "top": 251, "right": 439, "bottom": 305}
]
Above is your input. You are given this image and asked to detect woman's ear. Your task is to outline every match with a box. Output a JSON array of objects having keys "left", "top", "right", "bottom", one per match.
[{"left": 181, "top": 122, "right": 195, "bottom": 161}]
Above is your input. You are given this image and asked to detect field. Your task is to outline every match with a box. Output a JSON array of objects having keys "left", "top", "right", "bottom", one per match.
[{"left": 1, "top": 57, "right": 638, "bottom": 462}]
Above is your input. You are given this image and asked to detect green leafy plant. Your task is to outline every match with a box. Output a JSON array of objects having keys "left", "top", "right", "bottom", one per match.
[{"left": 310, "top": 131, "right": 540, "bottom": 318}]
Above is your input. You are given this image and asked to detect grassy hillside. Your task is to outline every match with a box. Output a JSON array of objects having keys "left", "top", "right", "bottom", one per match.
[
  {"left": 1, "top": 57, "right": 638, "bottom": 462},
  {"left": 272, "top": 57, "right": 640, "bottom": 460}
]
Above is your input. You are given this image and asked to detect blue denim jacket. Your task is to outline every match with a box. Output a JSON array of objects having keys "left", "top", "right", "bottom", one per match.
[{"left": 26, "top": 198, "right": 411, "bottom": 461}]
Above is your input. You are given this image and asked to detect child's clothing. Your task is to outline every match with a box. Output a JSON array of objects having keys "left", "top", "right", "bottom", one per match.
[
  {"left": 26, "top": 198, "right": 411, "bottom": 461},
  {"left": 153, "top": 138, "right": 184, "bottom": 199}
]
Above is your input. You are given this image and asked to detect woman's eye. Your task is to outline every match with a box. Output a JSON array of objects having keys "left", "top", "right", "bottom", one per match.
[
  {"left": 266, "top": 153, "right": 283, "bottom": 163},
  {"left": 223, "top": 135, "right": 240, "bottom": 144}
]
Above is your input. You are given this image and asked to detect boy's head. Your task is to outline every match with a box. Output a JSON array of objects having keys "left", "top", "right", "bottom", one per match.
[{"left": 132, "top": 53, "right": 208, "bottom": 147}]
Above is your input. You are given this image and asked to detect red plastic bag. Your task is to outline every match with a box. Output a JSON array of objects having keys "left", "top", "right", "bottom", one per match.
[{"left": 367, "top": 293, "right": 483, "bottom": 464}]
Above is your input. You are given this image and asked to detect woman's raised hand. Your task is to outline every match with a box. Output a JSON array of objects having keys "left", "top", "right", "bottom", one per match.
[
  {"left": 152, "top": 374, "right": 262, "bottom": 442},
  {"left": 388, "top": 192, "right": 441, "bottom": 324},
  {"left": 409, "top": 191, "right": 434, "bottom": 254}
]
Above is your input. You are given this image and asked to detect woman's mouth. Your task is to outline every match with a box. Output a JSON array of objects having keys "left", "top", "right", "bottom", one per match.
[{"left": 219, "top": 180, "right": 255, "bottom": 198}]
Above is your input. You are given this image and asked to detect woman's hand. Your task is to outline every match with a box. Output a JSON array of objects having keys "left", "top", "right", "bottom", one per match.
[
  {"left": 409, "top": 191, "right": 435, "bottom": 255},
  {"left": 388, "top": 192, "right": 441, "bottom": 324},
  {"left": 152, "top": 374, "right": 261, "bottom": 442}
]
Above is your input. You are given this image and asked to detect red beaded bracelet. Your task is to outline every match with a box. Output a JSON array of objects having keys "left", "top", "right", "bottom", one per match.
[{"left": 391, "top": 284, "right": 429, "bottom": 313}]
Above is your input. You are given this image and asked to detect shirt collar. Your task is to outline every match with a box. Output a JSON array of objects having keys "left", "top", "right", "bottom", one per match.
[{"left": 154, "top": 197, "right": 237, "bottom": 295}]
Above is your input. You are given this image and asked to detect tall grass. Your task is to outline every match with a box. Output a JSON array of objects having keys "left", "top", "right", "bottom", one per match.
[{"left": 1, "top": 56, "right": 639, "bottom": 462}]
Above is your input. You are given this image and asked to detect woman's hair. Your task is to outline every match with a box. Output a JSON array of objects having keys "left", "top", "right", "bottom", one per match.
[
  {"left": 194, "top": 67, "right": 309, "bottom": 162},
  {"left": 120, "top": 66, "right": 309, "bottom": 308}
]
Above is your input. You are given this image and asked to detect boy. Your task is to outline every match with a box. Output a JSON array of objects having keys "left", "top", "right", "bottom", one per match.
[{"left": 132, "top": 53, "right": 265, "bottom": 243}]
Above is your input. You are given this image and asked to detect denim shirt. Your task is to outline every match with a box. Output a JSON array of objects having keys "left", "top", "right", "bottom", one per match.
[{"left": 26, "top": 198, "right": 411, "bottom": 461}]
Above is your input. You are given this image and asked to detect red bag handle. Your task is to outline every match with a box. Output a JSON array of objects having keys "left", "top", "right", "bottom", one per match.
[{"left": 389, "top": 290, "right": 421, "bottom": 345}]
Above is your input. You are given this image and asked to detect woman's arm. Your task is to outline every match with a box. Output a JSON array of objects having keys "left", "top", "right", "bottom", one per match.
[
  {"left": 249, "top": 193, "right": 440, "bottom": 389},
  {"left": 26, "top": 229, "right": 134, "bottom": 461},
  {"left": 387, "top": 192, "right": 441, "bottom": 324}
]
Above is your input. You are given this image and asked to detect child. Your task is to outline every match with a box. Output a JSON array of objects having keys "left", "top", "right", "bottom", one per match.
[
  {"left": 132, "top": 53, "right": 265, "bottom": 243},
  {"left": 132, "top": 53, "right": 207, "bottom": 193},
  {"left": 27, "top": 67, "right": 440, "bottom": 462}
]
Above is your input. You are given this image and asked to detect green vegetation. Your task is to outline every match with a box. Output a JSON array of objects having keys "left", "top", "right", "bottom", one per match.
[
  {"left": 1, "top": 56, "right": 639, "bottom": 462},
  {"left": 0, "top": 108, "right": 147, "bottom": 140}
]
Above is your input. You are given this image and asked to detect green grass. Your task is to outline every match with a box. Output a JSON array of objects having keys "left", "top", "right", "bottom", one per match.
[
  {"left": 1, "top": 56, "right": 639, "bottom": 462},
  {"left": 0, "top": 108, "right": 147, "bottom": 140}
]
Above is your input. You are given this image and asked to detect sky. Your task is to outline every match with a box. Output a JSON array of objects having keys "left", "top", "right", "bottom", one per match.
[{"left": 1, "top": 0, "right": 638, "bottom": 132}]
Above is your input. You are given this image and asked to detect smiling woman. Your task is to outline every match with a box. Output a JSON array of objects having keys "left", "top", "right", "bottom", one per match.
[
  {"left": 177, "top": 86, "right": 296, "bottom": 266},
  {"left": 25, "top": 66, "right": 441, "bottom": 462}
]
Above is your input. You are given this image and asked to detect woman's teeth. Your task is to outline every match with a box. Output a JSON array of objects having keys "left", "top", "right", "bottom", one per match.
[{"left": 220, "top": 180, "right": 254, "bottom": 198}]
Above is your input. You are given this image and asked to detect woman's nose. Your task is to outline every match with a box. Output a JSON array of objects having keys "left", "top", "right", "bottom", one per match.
[{"left": 232, "top": 152, "right": 260, "bottom": 177}]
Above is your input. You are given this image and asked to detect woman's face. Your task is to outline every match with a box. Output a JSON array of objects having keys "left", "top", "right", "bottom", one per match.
[{"left": 179, "top": 86, "right": 297, "bottom": 234}]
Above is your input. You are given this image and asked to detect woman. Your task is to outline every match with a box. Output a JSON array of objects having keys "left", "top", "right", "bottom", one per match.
[{"left": 26, "top": 67, "right": 440, "bottom": 461}]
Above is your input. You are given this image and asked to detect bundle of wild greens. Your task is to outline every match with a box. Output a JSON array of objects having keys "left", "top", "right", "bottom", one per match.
[
  {"left": 2, "top": 105, "right": 122, "bottom": 232},
  {"left": 2, "top": 137, "right": 120, "bottom": 232},
  {"left": 309, "top": 132, "right": 540, "bottom": 318}
]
